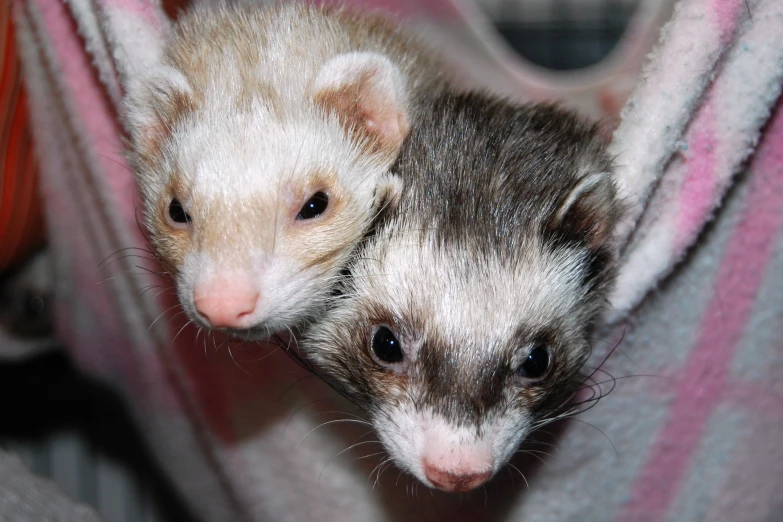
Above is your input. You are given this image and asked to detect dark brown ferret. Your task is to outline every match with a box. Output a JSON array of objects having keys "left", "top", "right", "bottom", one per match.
[{"left": 303, "top": 90, "right": 625, "bottom": 493}]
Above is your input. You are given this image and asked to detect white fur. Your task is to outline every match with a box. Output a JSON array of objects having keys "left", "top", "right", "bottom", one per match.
[
  {"left": 374, "top": 404, "right": 531, "bottom": 487},
  {"left": 312, "top": 52, "right": 403, "bottom": 98},
  {"left": 124, "top": 65, "right": 193, "bottom": 146},
  {"left": 362, "top": 234, "right": 589, "bottom": 341},
  {"left": 166, "top": 106, "right": 387, "bottom": 333}
]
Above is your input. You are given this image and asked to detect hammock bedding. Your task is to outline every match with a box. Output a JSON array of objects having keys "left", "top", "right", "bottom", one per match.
[{"left": 4, "top": 0, "right": 783, "bottom": 520}]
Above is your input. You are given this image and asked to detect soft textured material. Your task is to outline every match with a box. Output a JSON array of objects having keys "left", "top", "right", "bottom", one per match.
[
  {"left": 7, "top": 0, "right": 783, "bottom": 520},
  {"left": 0, "top": 0, "right": 43, "bottom": 274},
  {"left": 0, "top": 449, "right": 105, "bottom": 522}
]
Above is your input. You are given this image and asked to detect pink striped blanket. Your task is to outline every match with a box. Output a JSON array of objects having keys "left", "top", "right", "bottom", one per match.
[{"left": 7, "top": 0, "right": 783, "bottom": 520}]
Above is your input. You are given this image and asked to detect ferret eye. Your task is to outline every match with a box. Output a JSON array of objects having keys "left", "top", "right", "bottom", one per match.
[
  {"left": 297, "top": 192, "right": 329, "bottom": 220},
  {"left": 168, "top": 198, "right": 191, "bottom": 226},
  {"left": 371, "top": 326, "right": 403, "bottom": 364},
  {"left": 518, "top": 344, "right": 551, "bottom": 381}
]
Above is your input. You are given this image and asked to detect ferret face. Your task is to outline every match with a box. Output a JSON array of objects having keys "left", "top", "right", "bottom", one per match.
[
  {"left": 123, "top": 9, "right": 414, "bottom": 336},
  {"left": 304, "top": 93, "right": 623, "bottom": 492},
  {"left": 142, "top": 104, "right": 394, "bottom": 336}
]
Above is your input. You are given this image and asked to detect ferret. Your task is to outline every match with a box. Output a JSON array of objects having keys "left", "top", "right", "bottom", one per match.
[
  {"left": 122, "top": 1, "right": 448, "bottom": 337},
  {"left": 302, "top": 91, "right": 625, "bottom": 493}
]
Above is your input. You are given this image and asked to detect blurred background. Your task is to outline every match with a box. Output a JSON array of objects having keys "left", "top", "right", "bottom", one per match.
[
  {"left": 0, "top": 0, "right": 643, "bottom": 520},
  {"left": 471, "top": 0, "right": 641, "bottom": 71}
]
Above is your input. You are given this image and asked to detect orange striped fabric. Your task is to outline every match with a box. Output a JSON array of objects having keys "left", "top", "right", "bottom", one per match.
[{"left": 0, "top": 1, "right": 44, "bottom": 274}]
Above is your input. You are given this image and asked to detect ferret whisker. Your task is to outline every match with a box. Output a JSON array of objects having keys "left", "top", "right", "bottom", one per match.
[
  {"left": 375, "top": 459, "right": 395, "bottom": 490},
  {"left": 568, "top": 395, "right": 605, "bottom": 416},
  {"left": 592, "top": 336, "right": 634, "bottom": 363},
  {"left": 514, "top": 449, "right": 552, "bottom": 465},
  {"left": 284, "top": 399, "right": 333, "bottom": 432},
  {"left": 238, "top": 346, "right": 281, "bottom": 364},
  {"left": 310, "top": 410, "right": 370, "bottom": 423},
  {"left": 103, "top": 252, "right": 161, "bottom": 267},
  {"left": 335, "top": 439, "right": 380, "bottom": 459},
  {"left": 539, "top": 414, "right": 618, "bottom": 457},
  {"left": 585, "top": 373, "right": 668, "bottom": 388},
  {"left": 579, "top": 373, "right": 616, "bottom": 397},
  {"left": 368, "top": 457, "right": 387, "bottom": 484},
  {"left": 148, "top": 304, "right": 183, "bottom": 331},
  {"left": 506, "top": 463, "right": 529, "bottom": 490},
  {"left": 543, "top": 399, "right": 597, "bottom": 423},
  {"left": 355, "top": 450, "right": 385, "bottom": 461},
  {"left": 579, "top": 365, "right": 615, "bottom": 381},
  {"left": 98, "top": 151, "right": 129, "bottom": 168},
  {"left": 319, "top": 439, "right": 380, "bottom": 482},
  {"left": 580, "top": 329, "right": 628, "bottom": 387},
  {"left": 161, "top": 311, "right": 188, "bottom": 340},
  {"left": 98, "top": 247, "right": 159, "bottom": 269},
  {"left": 171, "top": 319, "right": 193, "bottom": 344},
  {"left": 568, "top": 394, "right": 602, "bottom": 409},
  {"left": 522, "top": 438, "right": 559, "bottom": 450},
  {"left": 348, "top": 429, "right": 377, "bottom": 446},
  {"left": 572, "top": 373, "right": 666, "bottom": 409},
  {"left": 396, "top": 469, "right": 405, "bottom": 488},
  {"left": 505, "top": 466, "right": 517, "bottom": 489},
  {"left": 225, "top": 343, "right": 255, "bottom": 376},
  {"left": 133, "top": 263, "right": 170, "bottom": 278},
  {"left": 137, "top": 284, "right": 163, "bottom": 295},
  {"left": 368, "top": 457, "right": 391, "bottom": 489},
  {"left": 149, "top": 286, "right": 177, "bottom": 301},
  {"left": 296, "top": 419, "right": 374, "bottom": 449},
  {"left": 95, "top": 268, "right": 160, "bottom": 286}
]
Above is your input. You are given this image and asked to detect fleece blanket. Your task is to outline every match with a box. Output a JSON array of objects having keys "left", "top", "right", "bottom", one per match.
[{"left": 7, "top": 0, "right": 783, "bottom": 520}]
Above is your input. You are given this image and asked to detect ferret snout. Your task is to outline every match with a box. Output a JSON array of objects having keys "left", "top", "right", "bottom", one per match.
[
  {"left": 421, "top": 451, "right": 493, "bottom": 492},
  {"left": 193, "top": 279, "right": 260, "bottom": 329},
  {"left": 418, "top": 421, "right": 494, "bottom": 492},
  {"left": 422, "top": 462, "right": 492, "bottom": 493}
]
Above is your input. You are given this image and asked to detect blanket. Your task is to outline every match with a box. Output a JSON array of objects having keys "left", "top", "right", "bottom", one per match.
[{"left": 8, "top": 0, "right": 783, "bottom": 520}]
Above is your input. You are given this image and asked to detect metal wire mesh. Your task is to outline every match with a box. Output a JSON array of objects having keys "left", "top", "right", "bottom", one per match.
[{"left": 475, "top": 0, "right": 641, "bottom": 70}]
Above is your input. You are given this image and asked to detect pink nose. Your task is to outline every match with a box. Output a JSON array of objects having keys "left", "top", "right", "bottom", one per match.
[
  {"left": 423, "top": 461, "right": 492, "bottom": 493},
  {"left": 193, "top": 283, "right": 259, "bottom": 328}
]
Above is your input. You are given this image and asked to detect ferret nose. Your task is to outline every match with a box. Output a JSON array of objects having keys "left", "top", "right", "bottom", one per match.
[
  {"left": 422, "top": 461, "right": 492, "bottom": 493},
  {"left": 193, "top": 283, "right": 259, "bottom": 328}
]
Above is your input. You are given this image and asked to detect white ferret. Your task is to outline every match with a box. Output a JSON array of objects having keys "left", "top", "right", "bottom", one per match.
[
  {"left": 122, "top": 1, "right": 448, "bottom": 336},
  {"left": 303, "top": 91, "right": 625, "bottom": 493}
]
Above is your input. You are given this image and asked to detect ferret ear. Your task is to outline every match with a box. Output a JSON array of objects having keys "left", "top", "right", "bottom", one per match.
[
  {"left": 311, "top": 52, "right": 409, "bottom": 155},
  {"left": 123, "top": 66, "right": 195, "bottom": 154},
  {"left": 552, "top": 172, "right": 618, "bottom": 249}
]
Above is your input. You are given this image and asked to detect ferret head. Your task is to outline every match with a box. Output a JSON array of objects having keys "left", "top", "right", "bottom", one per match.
[
  {"left": 123, "top": 38, "right": 409, "bottom": 336},
  {"left": 304, "top": 92, "right": 624, "bottom": 492}
]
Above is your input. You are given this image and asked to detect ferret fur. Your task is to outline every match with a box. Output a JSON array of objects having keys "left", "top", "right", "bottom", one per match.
[
  {"left": 303, "top": 90, "right": 625, "bottom": 492},
  {"left": 122, "top": 1, "right": 448, "bottom": 337}
]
